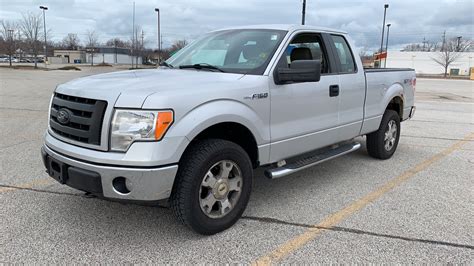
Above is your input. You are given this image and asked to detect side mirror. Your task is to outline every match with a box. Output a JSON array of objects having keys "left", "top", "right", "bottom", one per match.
[{"left": 274, "top": 60, "right": 321, "bottom": 85}]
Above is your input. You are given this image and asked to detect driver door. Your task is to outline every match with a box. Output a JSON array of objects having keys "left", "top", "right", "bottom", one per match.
[{"left": 269, "top": 32, "right": 340, "bottom": 162}]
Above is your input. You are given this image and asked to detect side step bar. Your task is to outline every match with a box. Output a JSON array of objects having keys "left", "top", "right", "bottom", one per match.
[{"left": 264, "top": 142, "right": 361, "bottom": 179}]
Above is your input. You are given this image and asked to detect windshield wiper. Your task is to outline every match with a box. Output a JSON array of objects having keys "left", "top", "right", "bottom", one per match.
[
  {"left": 159, "top": 61, "right": 174, "bottom": 68},
  {"left": 179, "top": 63, "right": 225, "bottom": 72}
]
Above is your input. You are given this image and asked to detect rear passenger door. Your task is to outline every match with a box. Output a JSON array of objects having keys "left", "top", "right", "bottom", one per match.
[
  {"left": 328, "top": 34, "right": 366, "bottom": 140},
  {"left": 269, "top": 32, "right": 341, "bottom": 162}
]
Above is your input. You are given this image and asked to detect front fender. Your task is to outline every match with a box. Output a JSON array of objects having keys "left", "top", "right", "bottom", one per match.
[{"left": 167, "top": 99, "right": 270, "bottom": 145}]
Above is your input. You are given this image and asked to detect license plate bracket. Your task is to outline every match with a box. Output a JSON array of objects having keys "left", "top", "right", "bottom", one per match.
[{"left": 47, "top": 157, "right": 69, "bottom": 184}]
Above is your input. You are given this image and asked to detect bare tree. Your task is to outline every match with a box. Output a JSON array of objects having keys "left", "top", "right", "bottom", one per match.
[
  {"left": 402, "top": 40, "right": 438, "bottom": 52},
  {"left": 62, "top": 33, "right": 81, "bottom": 50},
  {"left": 106, "top": 38, "right": 128, "bottom": 48},
  {"left": 130, "top": 25, "right": 144, "bottom": 67},
  {"left": 0, "top": 20, "right": 18, "bottom": 67},
  {"left": 358, "top": 46, "right": 370, "bottom": 58},
  {"left": 20, "top": 12, "right": 43, "bottom": 68},
  {"left": 85, "top": 30, "right": 99, "bottom": 66},
  {"left": 171, "top": 39, "right": 188, "bottom": 52},
  {"left": 432, "top": 35, "right": 471, "bottom": 77}
]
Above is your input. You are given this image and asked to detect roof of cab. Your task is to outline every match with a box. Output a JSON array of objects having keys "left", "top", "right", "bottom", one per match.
[{"left": 215, "top": 24, "right": 347, "bottom": 34}]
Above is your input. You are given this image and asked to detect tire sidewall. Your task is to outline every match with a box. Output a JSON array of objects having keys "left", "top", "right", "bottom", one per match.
[
  {"left": 184, "top": 142, "right": 252, "bottom": 234},
  {"left": 378, "top": 111, "right": 401, "bottom": 158}
]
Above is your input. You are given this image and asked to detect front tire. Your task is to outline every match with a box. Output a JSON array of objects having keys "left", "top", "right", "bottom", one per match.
[
  {"left": 366, "top": 110, "right": 401, "bottom": 160},
  {"left": 170, "top": 139, "right": 253, "bottom": 235}
]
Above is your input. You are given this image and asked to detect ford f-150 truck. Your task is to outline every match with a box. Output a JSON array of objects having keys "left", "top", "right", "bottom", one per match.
[{"left": 41, "top": 25, "right": 415, "bottom": 234}]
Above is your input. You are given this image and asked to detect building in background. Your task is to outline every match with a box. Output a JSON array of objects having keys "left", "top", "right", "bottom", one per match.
[
  {"left": 386, "top": 51, "right": 474, "bottom": 75},
  {"left": 52, "top": 47, "right": 142, "bottom": 65},
  {"left": 52, "top": 50, "right": 86, "bottom": 64},
  {"left": 86, "top": 47, "right": 141, "bottom": 65}
]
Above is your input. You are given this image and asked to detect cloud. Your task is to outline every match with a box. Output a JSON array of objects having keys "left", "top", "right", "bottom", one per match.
[
  {"left": 429, "top": 1, "right": 473, "bottom": 27},
  {"left": 0, "top": 0, "right": 472, "bottom": 50}
]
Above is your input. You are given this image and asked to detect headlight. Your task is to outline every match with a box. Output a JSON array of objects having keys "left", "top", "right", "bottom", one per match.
[{"left": 110, "top": 109, "right": 174, "bottom": 152}]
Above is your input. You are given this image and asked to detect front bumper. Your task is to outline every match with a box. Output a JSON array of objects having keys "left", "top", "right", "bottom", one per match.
[{"left": 41, "top": 145, "right": 178, "bottom": 201}]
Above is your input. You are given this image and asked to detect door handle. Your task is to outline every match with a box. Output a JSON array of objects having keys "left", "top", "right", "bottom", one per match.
[{"left": 329, "top": 85, "right": 339, "bottom": 97}]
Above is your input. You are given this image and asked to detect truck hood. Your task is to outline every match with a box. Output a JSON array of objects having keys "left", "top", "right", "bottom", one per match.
[{"left": 55, "top": 69, "right": 245, "bottom": 108}]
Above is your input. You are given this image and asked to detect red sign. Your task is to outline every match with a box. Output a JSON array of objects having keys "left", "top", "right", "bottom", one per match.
[{"left": 374, "top": 52, "right": 387, "bottom": 60}]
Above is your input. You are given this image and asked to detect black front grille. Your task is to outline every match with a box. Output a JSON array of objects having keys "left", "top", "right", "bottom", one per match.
[{"left": 50, "top": 93, "right": 107, "bottom": 145}]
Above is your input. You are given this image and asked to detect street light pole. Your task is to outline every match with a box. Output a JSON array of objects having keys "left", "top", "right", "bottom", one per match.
[
  {"left": 154, "top": 8, "right": 161, "bottom": 65},
  {"left": 301, "top": 0, "right": 306, "bottom": 25},
  {"left": 379, "top": 4, "right": 389, "bottom": 55},
  {"left": 384, "top": 24, "right": 391, "bottom": 68},
  {"left": 39, "top": 6, "right": 48, "bottom": 64}
]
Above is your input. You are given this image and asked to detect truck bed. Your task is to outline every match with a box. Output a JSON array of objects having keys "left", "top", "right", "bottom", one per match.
[
  {"left": 364, "top": 68, "right": 414, "bottom": 73},
  {"left": 362, "top": 67, "right": 416, "bottom": 134}
]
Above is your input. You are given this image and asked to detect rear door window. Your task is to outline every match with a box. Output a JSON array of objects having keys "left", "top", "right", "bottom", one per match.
[{"left": 330, "top": 35, "right": 357, "bottom": 73}]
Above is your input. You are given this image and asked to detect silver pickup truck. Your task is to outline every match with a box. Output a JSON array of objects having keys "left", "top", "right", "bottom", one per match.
[{"left": 41, "top": 25, "right": 415, "bottom": 234}]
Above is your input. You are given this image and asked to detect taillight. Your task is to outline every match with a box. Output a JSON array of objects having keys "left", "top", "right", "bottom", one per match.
[{"left": 412, "top": 78, "right": 416, "bottom": 91}]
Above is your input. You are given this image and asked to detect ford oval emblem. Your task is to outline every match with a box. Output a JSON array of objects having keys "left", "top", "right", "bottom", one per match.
[{"left": 57, "top": 108, "right": 71, "bottom": 125}]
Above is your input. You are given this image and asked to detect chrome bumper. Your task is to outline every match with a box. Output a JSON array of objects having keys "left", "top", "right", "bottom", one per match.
[{"left": 42, "top": 144, "right": 178, "bottom": 201}]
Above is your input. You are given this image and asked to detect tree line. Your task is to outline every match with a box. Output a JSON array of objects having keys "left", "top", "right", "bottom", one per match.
[
  {"left": 0, "top": 12, "right": 187, "bottom": 68},
  {"left": 402, "top": 33, "right": 472, "bottom": 77}
]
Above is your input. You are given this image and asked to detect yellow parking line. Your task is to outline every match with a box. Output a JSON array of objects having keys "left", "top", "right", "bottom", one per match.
[
  {"left": 0, "top": 177, "right": 52, "bottom": 193},
  {"left": 253, "top": 132, "right": 474, "bottom": 265}
]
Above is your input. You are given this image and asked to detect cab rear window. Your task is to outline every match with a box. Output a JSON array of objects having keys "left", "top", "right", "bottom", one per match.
[{"left": 330, "top": 35, "right": 357, "bottom": 73}]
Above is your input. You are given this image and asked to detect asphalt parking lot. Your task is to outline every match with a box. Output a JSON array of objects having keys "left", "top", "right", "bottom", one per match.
[{"left": 0, "top": 67, "right": 473, "bottom": 263}]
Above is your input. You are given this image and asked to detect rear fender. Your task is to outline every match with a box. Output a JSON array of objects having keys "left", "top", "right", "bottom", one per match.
[{"left": 361, "top": 83, "right": 404, "bottom": 135}]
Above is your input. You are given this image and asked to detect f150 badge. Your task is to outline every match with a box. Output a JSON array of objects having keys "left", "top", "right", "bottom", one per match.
[{"left": 244, "top": 93, "right": 268, "bottom": 100}]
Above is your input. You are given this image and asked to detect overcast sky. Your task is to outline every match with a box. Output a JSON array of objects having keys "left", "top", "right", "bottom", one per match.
[{"left": 1, "top": 0, "right": 472, "bottom": 51}]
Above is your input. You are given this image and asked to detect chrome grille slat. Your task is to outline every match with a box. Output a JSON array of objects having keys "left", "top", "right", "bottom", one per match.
[{"left": 49, "top": 93, "right": 107, "bottom": 146}]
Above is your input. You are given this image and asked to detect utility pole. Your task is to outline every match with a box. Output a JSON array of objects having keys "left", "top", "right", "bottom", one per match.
[
  {"left": 379, "top": 4, "right": 389, "bottom": 54},
  {"left": 18, "top": 30, "right": 22, "bottom": 62},
  {"left": 114, "top": 41, "right": 118, "bottom": 64},
  {"left": 39, "top": 6, "right": 48, "bottom": 65},
  {"left": 141, "top": 30, "right": 144, "bottom": 65},
  {"left": 441, "top": 31, "right": 446, "bottom": 52},
  {"left": 422, "top": 37, "right": 427, "bottom": 51},
  {"left": 8, "top": 29, "right": 14, "bottom": 67},
  {"left": 132, "top": 1, "right": 135, "bottom": 68},
  {"left": 301, "top": 0, "right": 306, "bottom": 25},
  {"left": 456, "top": 36, "right": 462, "bottom": 52}
]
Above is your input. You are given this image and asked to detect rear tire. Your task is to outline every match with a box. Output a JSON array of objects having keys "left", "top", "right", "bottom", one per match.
[
  {"left": 170, "top": 139, "right": 253, "bottom": 235},
  {"left": 366, "top": 110, "right": 401, "bottom": 160}
]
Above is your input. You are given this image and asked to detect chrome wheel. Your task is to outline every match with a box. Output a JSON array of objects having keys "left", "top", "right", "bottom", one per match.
[
  {"left": 199, "top": 160, "right": 243, "bottom": 219},
  {"left": 384, "top": 120, "right": 398, "bottom": 151}
]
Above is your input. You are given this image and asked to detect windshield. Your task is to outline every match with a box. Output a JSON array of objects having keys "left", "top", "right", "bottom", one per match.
[{"left": 166, "top": 29, "right": 287, "bottom": 75}]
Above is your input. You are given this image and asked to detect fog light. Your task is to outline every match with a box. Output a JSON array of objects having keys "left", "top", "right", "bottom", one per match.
[{"left": 112, "top": 177, "right": 131, "bottom": 194}]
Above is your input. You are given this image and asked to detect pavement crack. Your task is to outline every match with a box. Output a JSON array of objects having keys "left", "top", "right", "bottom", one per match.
[
  {"left": 401, "top": 135, "right": 474, "bottom": 142},
  {"left": 242, "top": 216, "right": 474, "bottom": 250},
  {"left": 0, "top": 183, "right": 170, "bottom": 209},
  {"left": 410, "top": 119, "right": 474, "bottom": 125},
  {"left": 0, "top": 184, "right": 85, "bottom": 197},
  {"left": 0, "top": 107, "right": 46, "bottom": 112}
]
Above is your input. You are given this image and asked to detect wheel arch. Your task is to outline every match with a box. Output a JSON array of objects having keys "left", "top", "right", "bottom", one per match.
[
  {"left": 386, "top": 95, "right": 404, "bottom": 118},
  {"left": 167, "top": 99, "right": 269, "bottom": 168},
  {"left": 186, "top": 122, "right": 260, "bottom": 168}
]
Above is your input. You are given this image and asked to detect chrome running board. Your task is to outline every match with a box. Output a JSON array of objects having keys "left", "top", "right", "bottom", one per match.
[{"left": 264, "top": 142, "right": 361, "bottom": 179}]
